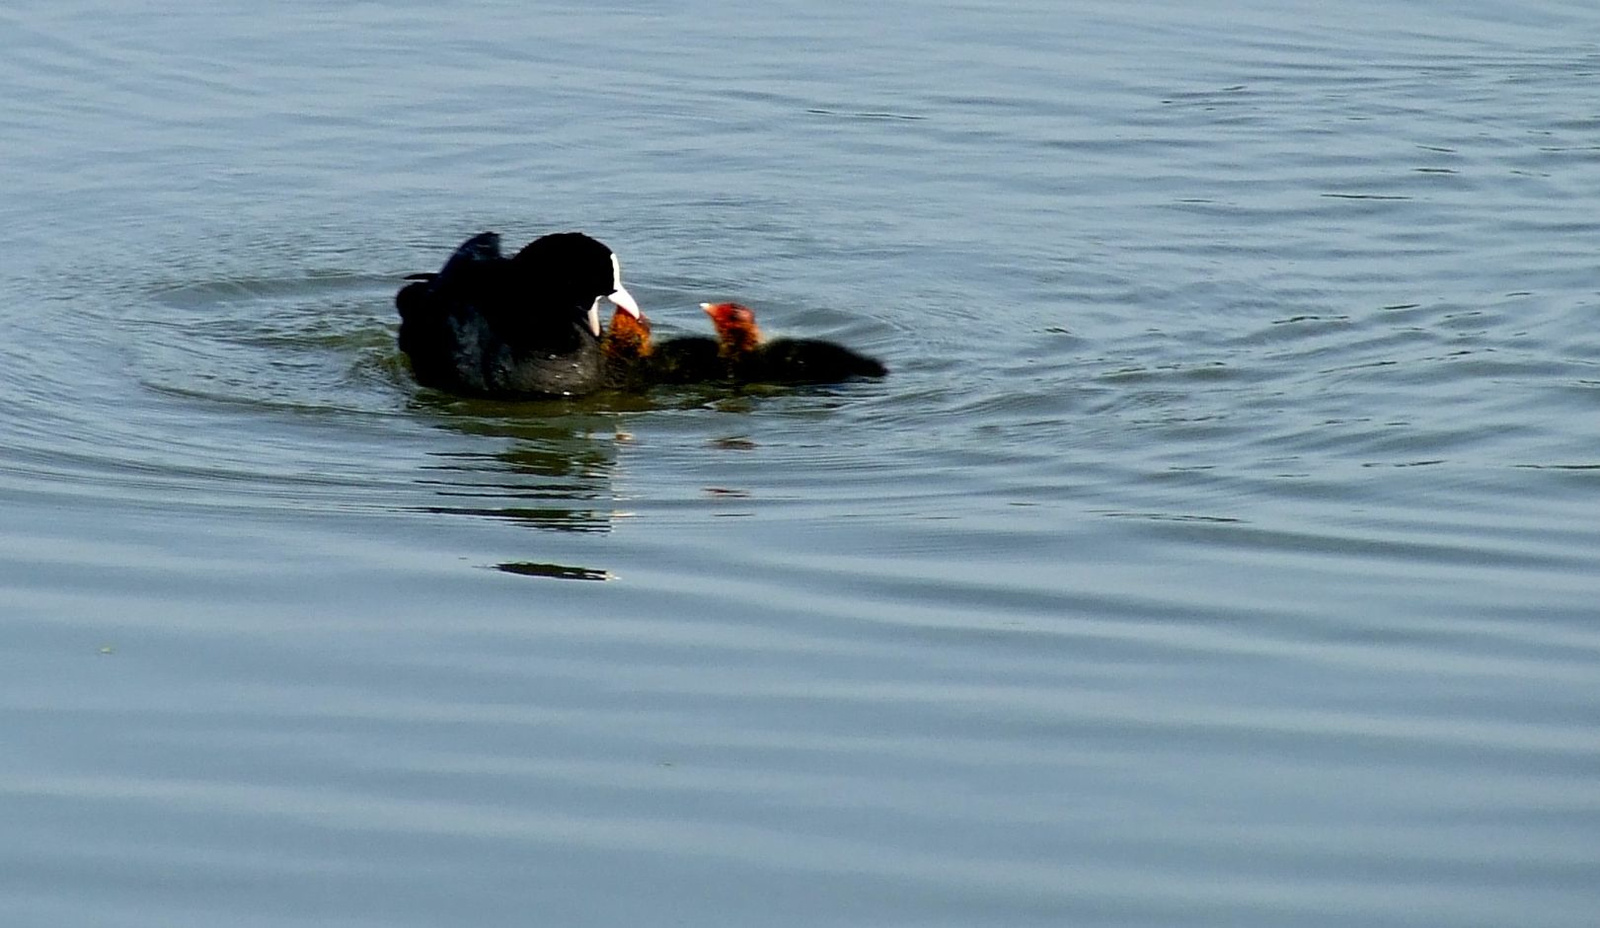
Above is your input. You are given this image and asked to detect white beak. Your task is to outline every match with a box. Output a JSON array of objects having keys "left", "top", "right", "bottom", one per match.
[
  {"left": 607, "top": 283, "right": 641, "bottom": 319},
  {"left": 585, "top": 302, "right": 602, "bottom": 337}
]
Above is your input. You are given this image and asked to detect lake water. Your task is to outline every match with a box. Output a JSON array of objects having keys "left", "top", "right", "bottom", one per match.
[{"left": 2, "top": 1, "right": 1598, "bottom": 925}]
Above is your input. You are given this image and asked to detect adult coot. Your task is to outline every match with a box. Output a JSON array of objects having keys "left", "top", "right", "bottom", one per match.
[{"left": 396, "top": 231, "right": 641, "bottom": 397}]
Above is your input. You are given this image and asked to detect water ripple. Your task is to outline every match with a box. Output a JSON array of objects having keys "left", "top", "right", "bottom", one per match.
[{"left": 3, "top": 2, "right": 1599, "bottom": 926}]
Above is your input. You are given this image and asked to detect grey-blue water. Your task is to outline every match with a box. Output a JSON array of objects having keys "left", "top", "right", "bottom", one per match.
[{"left": 3, "top": 1, "right": 1598, "bottom": 925}]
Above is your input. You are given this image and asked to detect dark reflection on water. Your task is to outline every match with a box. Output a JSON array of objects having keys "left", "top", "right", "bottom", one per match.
[
  {"left": 415, "top": 429, "right": 619, "bottom": 532},
  {"left": 493, "top": 561, "right": 613, "bottom": 581}
]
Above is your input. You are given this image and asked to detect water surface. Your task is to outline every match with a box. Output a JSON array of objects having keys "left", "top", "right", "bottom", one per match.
[{"left": 2, "top": 1, "right": 1598, "bottom": 925}]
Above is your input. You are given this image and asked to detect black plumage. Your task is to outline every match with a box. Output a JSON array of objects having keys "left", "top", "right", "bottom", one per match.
[{"left": 396, "top": 231, "right": 637, "bottom": 397}]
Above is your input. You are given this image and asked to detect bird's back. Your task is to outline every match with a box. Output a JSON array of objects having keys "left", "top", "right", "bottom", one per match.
[
  {"left": 396, "top": 232, "right": 606, "bottom": 396},
  {"left": 744, "top": 338, "right": 888, "bottom": 383}
]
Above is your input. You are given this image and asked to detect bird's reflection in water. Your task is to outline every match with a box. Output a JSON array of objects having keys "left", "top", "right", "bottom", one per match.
[
  {"left": 417, "top": 405, "right": 621, "bottom": 531},
  {"left": 409, "top": 393, "right": 636, "bottom": 579},
  {"left": 492, "top": 561, "right": 612, "bottom": 581}
]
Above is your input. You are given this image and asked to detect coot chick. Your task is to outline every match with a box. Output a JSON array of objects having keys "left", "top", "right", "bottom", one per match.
[
  {"left": 600, "top": 306, "right": 653, "bottom": 390},
  {"left": 396, "top": 231, "right": 642, "bottom": 397},
  {"left": 701, "top": 302, "right": 887, "bottom": 383},
  {"left": 601, "top": 307, "right": 724, "bottom": 388}
]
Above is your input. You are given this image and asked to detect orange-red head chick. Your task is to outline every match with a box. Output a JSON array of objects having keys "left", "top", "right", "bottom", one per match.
[
  {"left": 603, "top": 305, "right": 654, "bottom": 361},
  {"left": 701, "top": 302, "right": 764, "bottom": 357}
]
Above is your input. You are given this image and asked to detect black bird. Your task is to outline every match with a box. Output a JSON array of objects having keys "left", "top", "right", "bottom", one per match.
[
  {"left": 701, "top": 302, "right": 888, "bottom": 383},
  {"left": 601, "top": 307, "right": 724, "bottom": 388},
  {"left": 396, "top": 231, "right": 641, "bottom": 397}
]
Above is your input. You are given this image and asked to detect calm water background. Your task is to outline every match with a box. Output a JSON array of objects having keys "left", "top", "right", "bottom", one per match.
[{"left": 3, "top": 1, "right": 1598, "bottom": 925}]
